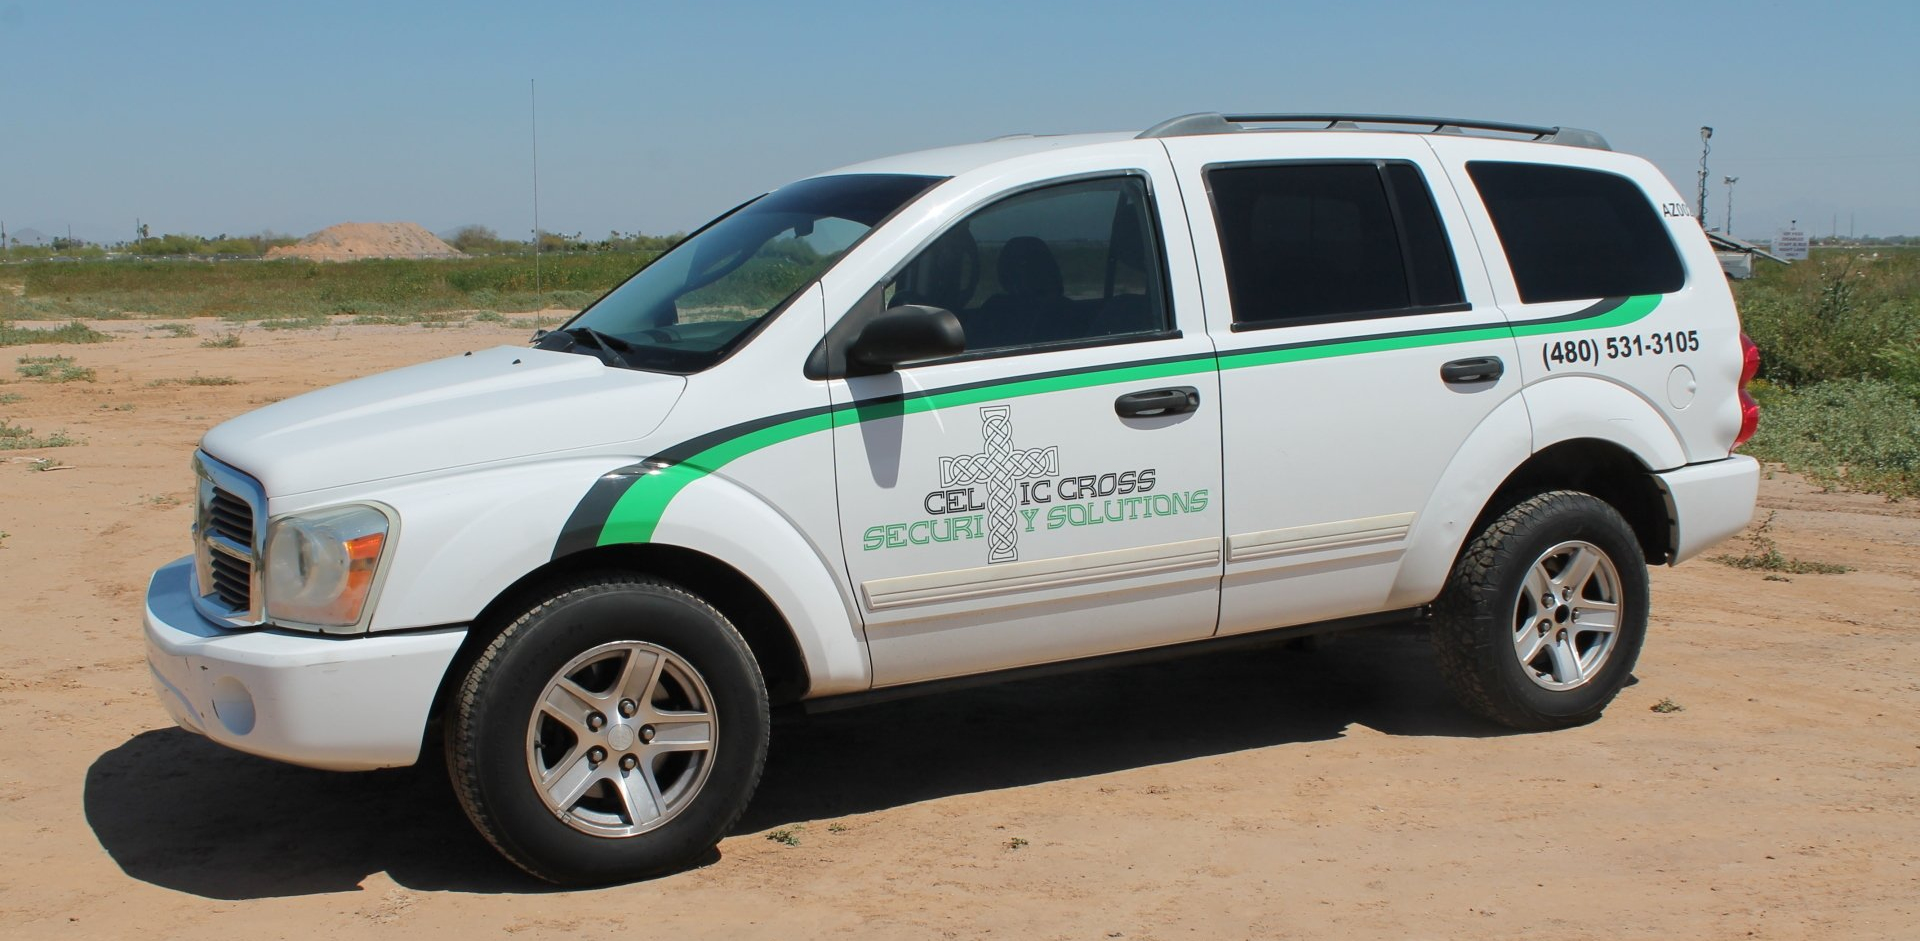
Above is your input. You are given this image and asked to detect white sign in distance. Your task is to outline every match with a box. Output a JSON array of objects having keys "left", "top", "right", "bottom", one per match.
[{"left": 1774, "top": 227, "right": 1809, "bottom": 261}]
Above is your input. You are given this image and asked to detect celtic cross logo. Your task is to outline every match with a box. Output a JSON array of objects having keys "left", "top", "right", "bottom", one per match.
[{"left": 939, "top": 405, "right": 1058, "bottom": 563}]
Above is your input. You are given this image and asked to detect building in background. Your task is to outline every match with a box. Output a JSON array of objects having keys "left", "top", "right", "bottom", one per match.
[{"left": 1707, "top": 231, "right": 1788, "bottom": 280}]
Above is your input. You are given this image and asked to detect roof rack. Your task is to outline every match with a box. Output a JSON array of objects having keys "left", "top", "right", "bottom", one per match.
[{"left": 1136, "top": 113, "right": 1610, "bottom": 151}]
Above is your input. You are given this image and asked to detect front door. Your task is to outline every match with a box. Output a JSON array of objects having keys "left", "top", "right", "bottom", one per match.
[{"left": 829, "top": 165, "right": 1224, "bottom": 687}]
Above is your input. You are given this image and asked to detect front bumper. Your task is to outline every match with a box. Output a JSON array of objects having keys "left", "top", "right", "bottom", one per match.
[
  {"left": 1654, "top": 454, "right": 1762, "bottom": 564},
  {"left": 143, "top": 556, "right": 466, "bottom": 771}
]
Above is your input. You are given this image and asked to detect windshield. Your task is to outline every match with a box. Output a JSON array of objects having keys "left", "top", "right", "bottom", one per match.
[{"left": 545, "top": 173, "right": 943, "bottom": 372}]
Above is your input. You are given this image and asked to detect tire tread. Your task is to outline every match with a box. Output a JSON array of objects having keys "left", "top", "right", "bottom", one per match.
[{"left": 1430, "top": 490, "right": 1645, "bottom": 731}]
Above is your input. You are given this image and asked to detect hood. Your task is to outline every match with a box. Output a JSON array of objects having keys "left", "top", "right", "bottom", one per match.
[{"left": 200, "top": 346, "right": 685, "bottom": 495}]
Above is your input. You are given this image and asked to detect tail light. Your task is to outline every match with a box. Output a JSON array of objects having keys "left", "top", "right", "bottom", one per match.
[{"left": 1733, "top": 332, "right": 1761, "bottom": 449}]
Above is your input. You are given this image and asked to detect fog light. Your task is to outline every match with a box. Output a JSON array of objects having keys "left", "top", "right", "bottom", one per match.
[{"left": 210, "top": 675, "right": 256, "bottom": 735}]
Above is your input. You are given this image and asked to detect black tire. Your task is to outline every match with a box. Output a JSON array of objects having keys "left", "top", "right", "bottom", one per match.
[
  {"left": 1431, "top": 490, "right": 1649, "bottom": 731},
  {"left": 446, "top": 575, "right": 768, "bottom": 885}
]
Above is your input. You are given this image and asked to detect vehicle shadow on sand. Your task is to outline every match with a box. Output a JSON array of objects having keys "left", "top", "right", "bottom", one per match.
[
  {"left": 740, "top": 625, "right": 1501, "bottom": 830},
  {"left": 83, "top": 731, "right": 544, "bottom": 899},
  {"left": 86, "top": 626, "right": 1506, "bottom": 899}
]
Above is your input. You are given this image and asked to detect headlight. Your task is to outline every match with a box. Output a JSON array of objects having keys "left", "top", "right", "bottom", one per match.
[{"left": 263, "top": 504, "right": 392, "bottom": 628}]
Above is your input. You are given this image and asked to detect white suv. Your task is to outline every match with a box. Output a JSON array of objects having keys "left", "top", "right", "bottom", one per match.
[{"left": 143, "top": 113, "right": 1762, "bottom": 884}]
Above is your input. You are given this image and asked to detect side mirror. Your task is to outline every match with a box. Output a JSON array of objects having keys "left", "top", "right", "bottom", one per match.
[{"left": 847, "top": 305, "right": 965, "bottom": 372}]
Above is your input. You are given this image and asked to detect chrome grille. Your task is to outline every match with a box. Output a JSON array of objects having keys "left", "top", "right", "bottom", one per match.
[
  {"left": 206, "top": 505, "right": 253, "bottom": 611},
  {"left": 208, "top": 488, "right": 253, "bottom": 544},
  {"left": 192, "top": 452, "right": 266, "bottom": 627}
]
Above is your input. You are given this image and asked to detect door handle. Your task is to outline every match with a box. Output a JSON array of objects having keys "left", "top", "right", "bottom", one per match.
[
  {"left": 1440, "top": 356, "right": 1504, "bottom": 384},
  {"left": 1115, "top": 386, "right": 1200, "bottom": 418}
]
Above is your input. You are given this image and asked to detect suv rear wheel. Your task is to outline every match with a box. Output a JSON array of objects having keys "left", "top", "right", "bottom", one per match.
[{"left": 1431, "top": 491, "right": 1649, "bottom": 730}]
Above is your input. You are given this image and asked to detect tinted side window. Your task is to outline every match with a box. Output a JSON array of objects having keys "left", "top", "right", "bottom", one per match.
[
  {"left": 1467, "top": 162, "right": 1685, "bottom": 304},
  {"left": 1208, "top": 163, "right": 1465, "bottom": 327},
  {"left": 1385, "top": 164, "right": 1466, "bottom": 310},
  {"left": 886, "top": 176, "right": 1171, "bottom": 354}
]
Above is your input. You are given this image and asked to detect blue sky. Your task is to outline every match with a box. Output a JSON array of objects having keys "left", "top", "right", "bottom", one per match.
[{"left": 5, "top": 1, "right": 1918, "bottom": 244}]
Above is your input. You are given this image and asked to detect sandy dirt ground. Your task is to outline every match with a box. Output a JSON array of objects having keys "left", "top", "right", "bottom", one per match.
[{"left": 0, "top": 319, "right": 1915, "bottom": 940}]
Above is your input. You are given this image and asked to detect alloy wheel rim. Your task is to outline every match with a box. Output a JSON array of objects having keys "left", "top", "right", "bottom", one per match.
[
  {"left": 525, "top": 641, "right": 718, "bottom": 837},
  {"left": 1510, "top": 540, "right": 1623, "bottom": 691}
]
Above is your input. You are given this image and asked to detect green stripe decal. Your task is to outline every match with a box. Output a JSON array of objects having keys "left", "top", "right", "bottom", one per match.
[
  {"left": 1514, "top": 293, "right": 1659, "bottom": 336},
  {"left": 592, "top": 294, "right": 1660, "bottom": 546},
  {"left": 598, "top": 412, "right": 838, "bottom": 546},
  {"left": 846, "top": 357, "right": 1208, "bottom": 424},
  {"left": 1217, "top": 294, "right": 1660, "bottom": 372}
]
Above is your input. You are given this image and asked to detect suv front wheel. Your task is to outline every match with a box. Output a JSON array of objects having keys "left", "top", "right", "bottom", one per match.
[
  {"left": 1431, "top": 491, "right": 1650, "bottom": 730},
  {"left": 446, "top": 575, "right": 769, "bottom": 885}
]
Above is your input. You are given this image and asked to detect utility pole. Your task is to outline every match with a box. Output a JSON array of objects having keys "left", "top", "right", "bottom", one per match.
[
  {"left": 1723, "top": 176, "right": 1739, "bottom": 237},
  {"left": 531, "top": 78, "right": 541, "bottom": 306},
  {"left": 1696, "top": 126, "right": 1713, "bottom": 229}
]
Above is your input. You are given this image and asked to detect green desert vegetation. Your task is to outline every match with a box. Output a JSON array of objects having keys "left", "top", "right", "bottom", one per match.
[
  {"left": 0, "top": 252, "right": 656, "bottom": 323},
  {"left": 15, "top": 355, "right": 95, "bottom": 382},
  {"left": 0, "top": 418, "right": 79, "bottom": 450},
  {"left": 0, "top": 319, "right": 111, "bottom": 346},
  {"left": 1735, "top": 249, "right": 1920, "bottom": 498},
  {"left": 1710, "top": 512, "right": 1852, "bottom": 575},
  {"left": 150, "top": 375, "right": 241, "bottom": 387}
]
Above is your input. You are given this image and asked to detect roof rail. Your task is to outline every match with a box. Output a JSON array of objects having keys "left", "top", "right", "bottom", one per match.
[{"left": 1136, "top": 113, "right": 1611, "bottom": 151}]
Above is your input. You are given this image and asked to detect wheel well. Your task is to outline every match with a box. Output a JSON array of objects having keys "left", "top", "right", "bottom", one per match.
[
  {"left": 428, "top": 544, "right": 813, "bottom": 740},
  {"left": 1481, "top": 439, "right": 1672, "bottom": 565}
]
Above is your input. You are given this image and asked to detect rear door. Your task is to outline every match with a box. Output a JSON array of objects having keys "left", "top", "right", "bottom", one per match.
[
  {"left": 1426, "top": 141, "right": 1733, "bottom": 465},
  {"left": 1162, "top": 133, "right": 1523, "bottom": 633}
]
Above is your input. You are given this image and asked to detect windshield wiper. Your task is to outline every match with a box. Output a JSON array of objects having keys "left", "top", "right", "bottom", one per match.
[
  {"left": 535, "top": 325, "right": 634, "bottom": 367},
  {"left": 567, "top": 325, "right": 632, "bottom": 353},
  {"left": 617, "top": 344, "right": 710, "bottom": 374}
]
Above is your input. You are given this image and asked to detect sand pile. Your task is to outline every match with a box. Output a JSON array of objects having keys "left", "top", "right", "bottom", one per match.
[{"left": 267, "top": 222, "right": 464, "bottom": 261}]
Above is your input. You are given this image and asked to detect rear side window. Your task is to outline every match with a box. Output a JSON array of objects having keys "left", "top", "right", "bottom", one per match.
[
  {"left": 1207, "top": 162, "right": 1466, "bottom": 328},
  {"left": 1467, "top": 162, "right": 1684, "bottom": 304}
]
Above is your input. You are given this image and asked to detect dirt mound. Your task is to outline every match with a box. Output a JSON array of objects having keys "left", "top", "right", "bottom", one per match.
[{"left": 266, "top": 222, "right": 463, "bottom": 261}]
